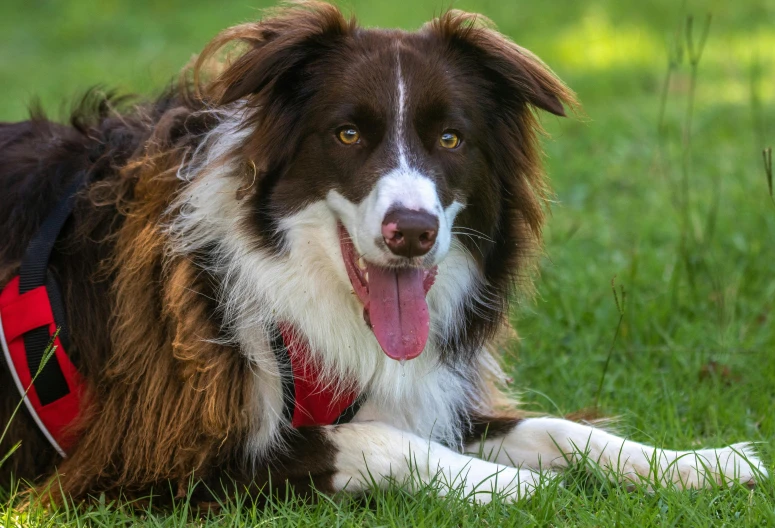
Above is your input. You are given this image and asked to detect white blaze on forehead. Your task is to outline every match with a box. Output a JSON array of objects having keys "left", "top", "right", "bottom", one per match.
[
  {"left": 387, "top": 49, "right": 439, "bottom": 217},
  {"left": 396, "top": 48, "right": 409, "bottom": 170}
]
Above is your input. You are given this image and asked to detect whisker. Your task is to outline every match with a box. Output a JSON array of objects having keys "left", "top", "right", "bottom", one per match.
[
  {"left": 451, "top": 233, "right": 485, "bottom": 257},
  {"left": 451, "top": 227, "right": 494, "bottom": 243}
]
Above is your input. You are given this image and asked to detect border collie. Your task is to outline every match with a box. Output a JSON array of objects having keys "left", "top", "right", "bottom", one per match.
[{"left": 0, "top": 1, "right": 765, "bottom": 504}]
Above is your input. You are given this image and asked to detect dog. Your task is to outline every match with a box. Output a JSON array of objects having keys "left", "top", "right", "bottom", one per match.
[{"left": 0, "top": 1, "right": 766, "bottom": 504}]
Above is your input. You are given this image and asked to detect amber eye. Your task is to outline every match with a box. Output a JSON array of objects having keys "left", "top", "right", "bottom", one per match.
[
  {"left": 439, "top": 130, "right": 461, "bottom": 149},
  {"left": 337, "top": 127, "right": 361, "bottom": 145}
]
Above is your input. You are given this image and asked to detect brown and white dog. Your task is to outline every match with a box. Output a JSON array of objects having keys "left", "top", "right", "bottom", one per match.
[{"left": 0, "top": 1, "right": 765, "bottom": 504}]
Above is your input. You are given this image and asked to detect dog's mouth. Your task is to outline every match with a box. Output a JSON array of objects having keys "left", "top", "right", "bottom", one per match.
[{"left": 338, "top": 223, "right": 437, "bottom": 361}]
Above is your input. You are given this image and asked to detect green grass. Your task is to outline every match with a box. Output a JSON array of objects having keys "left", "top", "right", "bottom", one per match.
[{"left": 1, "top": 0, "right": 774, "bottom": 525}]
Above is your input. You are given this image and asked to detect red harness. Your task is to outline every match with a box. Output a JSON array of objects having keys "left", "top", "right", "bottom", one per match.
[
  {"left": 0, "top": 276, "right": 83, "bottom": 456},
  {"left": 277, "top": 324, "right": 361, "bottom": 428},
  {"left": 0, "top": 177, "right": 86, "bottom": 457},
  {"left": 0, "top": 178, "right": 362, "bottom": 457}
]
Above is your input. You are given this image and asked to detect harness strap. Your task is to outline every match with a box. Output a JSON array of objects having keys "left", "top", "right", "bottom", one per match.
[
  {"left": 270, "top": 325, "right": 296, "bottom": 425},
  {"left": 19, "top": 175, "right": 83, "bottom": 404},
  {"left": 270, "top": 322, "right": 364, "bottom": 428}
]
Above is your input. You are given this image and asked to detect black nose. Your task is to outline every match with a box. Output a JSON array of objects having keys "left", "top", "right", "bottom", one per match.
[{"left": 381, "top": 208, "right": 439, "bottom": 258}]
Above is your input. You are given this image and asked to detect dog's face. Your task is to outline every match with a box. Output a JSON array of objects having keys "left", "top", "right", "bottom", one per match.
[{"left": 200, "top": 4, "right": 572, "bottom": 362}]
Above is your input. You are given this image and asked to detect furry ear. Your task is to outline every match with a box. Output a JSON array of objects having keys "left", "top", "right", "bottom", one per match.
[
  {"left": 194, "top": 1, "right": 354, "bottom": 106},
  {"left": 429, "top": 11, "right": 576, "bottom": 117},
  {"left": 189, "top": 1, "right": 356, "bottom": 171}
]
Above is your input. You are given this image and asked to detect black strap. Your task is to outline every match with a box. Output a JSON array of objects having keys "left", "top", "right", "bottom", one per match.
[
  {"left": 270, "top": 323, "right": 296, "bottom": 425},
  {"left": 19, "top": 175, "right": 84, "bottom": 294},
  {"left": 333, "top": 394, "right": 364, "bottom": 425},
  {"left": 18, "top": 174, "right": 85, "bottom": 406},
  {"left": 270, "top": 323, "right": 364, "bottom": 427}
]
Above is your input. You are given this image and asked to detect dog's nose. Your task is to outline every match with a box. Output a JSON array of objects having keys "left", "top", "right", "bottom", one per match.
[{"left": 381, "top": 208, "right": 439, "bottom": 258}]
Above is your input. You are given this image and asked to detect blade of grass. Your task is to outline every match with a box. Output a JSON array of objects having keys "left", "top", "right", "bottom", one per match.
[
  {"left": 764, "top": 148, "right": 773, "bottom": 206},
  {"left": 0, "top": 327, "right": 60, "bottom": 468},
  {"left": 594, "top": 277, "right": 626, "bottom": 409}
]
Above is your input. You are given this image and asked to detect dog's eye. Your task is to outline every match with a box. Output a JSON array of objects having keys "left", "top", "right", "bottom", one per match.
[
  {"left": 337, "top": 127, "right": 361, "bottom": 145},
  {"left": 439, "top": 130, "right": 461, "bottom": 149}
]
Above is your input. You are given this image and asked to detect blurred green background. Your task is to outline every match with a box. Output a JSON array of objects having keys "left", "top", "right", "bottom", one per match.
[
  {"left": 1, "top": 0, "right": 773, "bottom": 121},
  {"left": 2, "top": 0, "right": 775, "bottom": 523}
]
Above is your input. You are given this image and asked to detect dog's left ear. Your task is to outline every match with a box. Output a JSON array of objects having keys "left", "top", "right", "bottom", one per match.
[{"left": 429, "top": 11, "right": 576, "bottom": 117}]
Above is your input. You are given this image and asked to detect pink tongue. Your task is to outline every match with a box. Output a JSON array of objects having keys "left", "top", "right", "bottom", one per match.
[{"left": 367, "top": 265, "right": 430, "bottom": 361}]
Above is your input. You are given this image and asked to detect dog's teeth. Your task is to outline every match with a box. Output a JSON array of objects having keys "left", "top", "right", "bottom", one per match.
[
  {"left": 357, "top": 257, "right": 366, "bottom": 270},
  {"left": 364, "top": 272, "right": 369, "bottom": 283}
]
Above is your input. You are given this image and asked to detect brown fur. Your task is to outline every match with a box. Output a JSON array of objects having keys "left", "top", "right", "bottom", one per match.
[{"left": 43, "top": 106, "right": 256, "bottom": 499}]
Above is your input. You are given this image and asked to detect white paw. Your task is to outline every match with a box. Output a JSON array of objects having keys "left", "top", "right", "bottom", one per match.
[
  {"left": 671, "top": 443, "right": 768, "bottom": 489},
  {"left": 458, "top": 465, "right": 551, "bottom": 504}
]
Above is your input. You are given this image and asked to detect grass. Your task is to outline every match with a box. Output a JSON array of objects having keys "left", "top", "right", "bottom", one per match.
[{"left": 1, "top": 0, "right": 774, "bottom": 525}]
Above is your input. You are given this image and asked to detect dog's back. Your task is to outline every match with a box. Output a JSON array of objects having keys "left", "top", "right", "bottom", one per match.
[
  {"left": 0, "top": 96, "right": 155, "bottom": 265},
  {"left": 0, "top": 119, "right": 81, "bottom": 267},
  {"left": 0, "top": 96, "right": 150, "bottom": 487}
]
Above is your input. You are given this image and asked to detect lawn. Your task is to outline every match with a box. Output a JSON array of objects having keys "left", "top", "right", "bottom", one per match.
[{"left": 1, "top": 0, "right": 774, "bottom": 525}]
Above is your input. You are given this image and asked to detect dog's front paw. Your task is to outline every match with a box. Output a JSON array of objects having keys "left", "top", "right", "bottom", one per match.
[
  {"left": 461, "top": 466, "right": 554, "bottom": 504},
  {"left": 674, "top": 443, "right": 768, "bottom": 489}
]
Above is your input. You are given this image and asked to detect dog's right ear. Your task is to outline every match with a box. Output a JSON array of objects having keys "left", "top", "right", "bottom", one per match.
[
  {"left": 191, "top": 2, "right": 355, "bottom": 169},
  {"left": 195, "top": 1, "right": 354, "bottom": 106}
]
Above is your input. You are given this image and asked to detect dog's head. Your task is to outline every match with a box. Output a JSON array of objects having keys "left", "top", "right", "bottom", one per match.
[{"left": 192, "top": 1, "right": 575, "bottom": 362}]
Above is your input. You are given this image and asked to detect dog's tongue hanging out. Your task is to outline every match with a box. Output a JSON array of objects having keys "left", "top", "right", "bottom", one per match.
[
  {"left": 339, "top": 224, "right": 434, "bottom": 361},
  {"left": 367, "top": 266, "right": 429, "bottom": 361}
]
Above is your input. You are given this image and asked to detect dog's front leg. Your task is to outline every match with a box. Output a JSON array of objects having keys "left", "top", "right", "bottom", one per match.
[
  {"left": 254, "top": 422, "right": 550, "bottom": 503},
  {"left": 330, "top": 421, "right": 554, "bottom": 502},
  {"left": 466, "top": 416, "right": 767, "bottom": 489}
]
